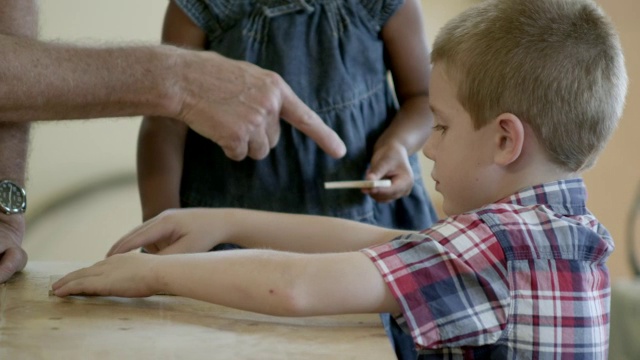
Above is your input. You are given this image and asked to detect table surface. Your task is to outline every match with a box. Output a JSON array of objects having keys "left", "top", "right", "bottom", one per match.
[{"left": 0, "top": 261, "right": 395, "bottom": 360}]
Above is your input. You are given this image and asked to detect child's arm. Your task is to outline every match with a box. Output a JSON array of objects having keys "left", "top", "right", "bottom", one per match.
[
  {"left": 58, "top": 208, "right": 407, "bottom": 317},
  {"left": 107, "top": 208, "right": 408, "bottom": 255},
  {"left": 138, "top": 1, "right": 205, "bottom": 221},
  {"left": 138, "top": 117, "right": 187, "bottom": 221},
  {"left": 363, "top": 0, "right": 433, "bottom": 203},
  {"left": 52, "top": 248, "right": 400, "bottom": 316}
]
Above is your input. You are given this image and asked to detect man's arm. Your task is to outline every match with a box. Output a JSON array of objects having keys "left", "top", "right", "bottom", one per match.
[
  {"left": 0, "top": 0, "right": 37, "bottom": 283},
  {"left": 0, "top": 35, "right": 345, "bottom": 161},
  {"left": 53, "top": 250, "right": 401, "bottom": 317}
]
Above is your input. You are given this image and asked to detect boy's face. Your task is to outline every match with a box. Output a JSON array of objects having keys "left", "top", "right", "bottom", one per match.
[{"left": 423, "top": 64, "right": 501, "bottom": 215}]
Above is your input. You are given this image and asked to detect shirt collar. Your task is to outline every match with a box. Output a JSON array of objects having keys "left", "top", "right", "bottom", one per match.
[{"left": 497, "top": 178, "right": 588, "bottom": 216}]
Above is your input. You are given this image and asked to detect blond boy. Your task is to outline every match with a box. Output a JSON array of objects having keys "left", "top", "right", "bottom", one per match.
[{"left": 54, "top": 0, "right": 627, "bottom": 357}]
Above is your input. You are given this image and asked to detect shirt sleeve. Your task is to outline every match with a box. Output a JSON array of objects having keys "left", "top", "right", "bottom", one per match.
[
  {"left": 359, "top": 0, "right": 405, "bottom": 28},
  {"left": 361, "top": 214, "right": 511, "bottom": 349}
]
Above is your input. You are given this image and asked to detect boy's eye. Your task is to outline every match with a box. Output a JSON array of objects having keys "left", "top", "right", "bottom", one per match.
[{"left": 433, "top": 124, "right": 447, "bottom": 133}]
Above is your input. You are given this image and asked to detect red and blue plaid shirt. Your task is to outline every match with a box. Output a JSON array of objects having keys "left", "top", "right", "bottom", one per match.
[{"left": 363, "top": 179, "right": 612, "bottom": 359}]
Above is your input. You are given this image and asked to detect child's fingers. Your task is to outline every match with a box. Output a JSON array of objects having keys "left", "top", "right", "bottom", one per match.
[
  {"left": 108, "top": 217, "right": 173, "bottom": 256},
  {"left": 52, "top": 265, "right": 102, "bottom": 294},
  {"left": 156, "top": 236, "right": 198, "bottom": 255},
  {"left": 107, "top": 219, "right": 156, "bottom": 256},
  {"left": 367, "top": 175, "right": 413, "bottom": 203},
  {"left": 144, "top": 238, "right": 173, "bottom": 254},
  {"left": 53, "top": 276, "right": 99, "bottom": 297}
]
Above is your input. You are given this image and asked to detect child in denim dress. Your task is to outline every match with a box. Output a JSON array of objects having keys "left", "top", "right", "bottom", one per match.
[{"left": 137, "top": 1, "right": 438, "bottom": 358}]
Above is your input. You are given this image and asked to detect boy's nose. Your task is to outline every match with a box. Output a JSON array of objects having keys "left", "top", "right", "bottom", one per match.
[{"left": 422, "top": 135, "right": 436, "bottom": 160}]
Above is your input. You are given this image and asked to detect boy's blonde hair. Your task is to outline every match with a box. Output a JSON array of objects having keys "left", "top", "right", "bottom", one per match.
[{"left": 432, "top": 0, "right": 628, "bottom": 172}]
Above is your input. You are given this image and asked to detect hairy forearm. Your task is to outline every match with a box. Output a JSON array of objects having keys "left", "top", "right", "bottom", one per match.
[
  {"left": 0, "top": 1, "right": 33, "bottom": 283},
  {"left": 0, "top": 0, "right": 36, "bottom": 181},
  {"left": 0, "top": 0, "right": 36, "bottom": 229},
  {"left": 0, "top": 121, "right": 28, "bottom": 234},
  {"left": 154, "top": 250, "right": 398, "bottom": 316},
  {"left": 0, "top": 35, "right": 182, "bottom": 122},
  {"left": 219, "top": 209, "right": 406, "bottom": 253}
]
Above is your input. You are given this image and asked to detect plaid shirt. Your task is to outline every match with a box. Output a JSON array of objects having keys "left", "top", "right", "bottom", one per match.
[{"left": 363, "top": 179, "right": 613, "bottom": 359}]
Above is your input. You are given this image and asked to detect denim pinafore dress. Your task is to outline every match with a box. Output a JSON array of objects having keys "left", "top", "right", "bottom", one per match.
[{"left": 174, "top": 0, "right": 438, "bottom": 231}]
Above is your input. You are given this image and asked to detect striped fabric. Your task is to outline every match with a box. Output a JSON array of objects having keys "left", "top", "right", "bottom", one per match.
[{"left": 362, "top": 178, "right": 613, "bottom": 359}]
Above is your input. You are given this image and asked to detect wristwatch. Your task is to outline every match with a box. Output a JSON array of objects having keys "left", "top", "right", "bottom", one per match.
[{"left": 0, "top": 180, "right": 27, "bottom": 215}]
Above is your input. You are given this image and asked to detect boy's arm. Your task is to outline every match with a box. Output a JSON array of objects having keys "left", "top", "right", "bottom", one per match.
[
  {"left": 363, "top": 0, "right": 433, "bottom": 202},
  {"left": 0, "top": 0, "right": 37, "bottom": 283},
  {"left": 108, "top": 208, "right": 408, "bottom": 256},
  {"left": 137, "top": 2, "right": 204, "bottom": 221},
  {"left": 53, "top": 250, "right": 401, "bottom": 317}
]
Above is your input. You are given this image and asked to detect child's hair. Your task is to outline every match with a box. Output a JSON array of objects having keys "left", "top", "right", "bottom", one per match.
[{"left": 431, "top": 0, "right": 628, "bottom": 172}]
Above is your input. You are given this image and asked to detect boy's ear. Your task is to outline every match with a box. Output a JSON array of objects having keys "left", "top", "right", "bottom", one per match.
[{"left": 492, "top": 113, "right": 525, "bottom": 166}]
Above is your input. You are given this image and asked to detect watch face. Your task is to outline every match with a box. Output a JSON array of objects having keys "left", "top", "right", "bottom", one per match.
[{"left": 0, "top": 180, "right": 27, "bottom": 214}]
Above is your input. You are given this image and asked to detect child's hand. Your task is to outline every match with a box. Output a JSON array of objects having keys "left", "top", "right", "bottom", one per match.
[
  {"left": 362, "top": 143, "right": 414, "bottom": 203},
  {"left": 51, "top": 253, "right": 161, "bottom": 298},
  {"left": 107, "top": 209, "right": 226, "bottom": 257}
]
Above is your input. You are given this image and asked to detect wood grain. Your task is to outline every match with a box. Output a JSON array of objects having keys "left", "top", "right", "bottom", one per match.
[{"left": 0, "top": 261, "right": 394, "bottom": 359}]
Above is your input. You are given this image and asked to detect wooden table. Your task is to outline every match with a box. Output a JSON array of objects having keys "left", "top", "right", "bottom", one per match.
[{"left": 0, "top": 262, "right": 395, "bottom": 359}]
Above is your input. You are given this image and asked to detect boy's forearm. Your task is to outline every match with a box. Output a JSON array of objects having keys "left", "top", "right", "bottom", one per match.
[
  {"left": 153, "top": 250, "right": 399, "bottom": 316},
  {"left": 220, "top": 209, "right": 407, "bottom": 253},
  {"left": 0, "top": 36, "right": 181, "bottom": 122}
]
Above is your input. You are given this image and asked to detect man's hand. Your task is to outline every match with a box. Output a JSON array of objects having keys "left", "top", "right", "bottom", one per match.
[
  {"left": 0, "top": 215, "right": 26, "bottom": 283},
  {"left": 171, "top": 51, "right": 347, "bottom": 161}
]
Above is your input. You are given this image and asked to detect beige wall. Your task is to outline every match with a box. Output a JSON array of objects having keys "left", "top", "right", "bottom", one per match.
[
  {"left": 584, "top": 0, "right": 640, "bottom": 279},
  {"left": 24, "top": 1, "right": 639, "bottom": 280}
]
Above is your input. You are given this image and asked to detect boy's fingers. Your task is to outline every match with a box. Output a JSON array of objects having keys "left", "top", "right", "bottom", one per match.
[
  {"left": 52, "top": 266, "right": 99, "bottom": 291},
  {"left": 279, "top": 86, "right": 346, "bottom": 159},
  {"left": 107, "top": 219, "right": 157, "bottom": 256},
  {"left": 156, "top": 240, "right": 192, "bottom": 255},
  {"left": 54, "top": 277, "right": 100, "bottom": 297},
  {"left": 108, "top": 217, "right": 174, "bottom": 256}
]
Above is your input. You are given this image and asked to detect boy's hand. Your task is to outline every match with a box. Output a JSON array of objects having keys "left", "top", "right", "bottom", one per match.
[
  {"left": 107, "top": 209, "right": 225, "bottom": 256},
  {"left": 362, "top": 142, "right": 414, "bottom": 203},
  {"left": 52, "top": 253, "right": 160, "bottom": 297}
]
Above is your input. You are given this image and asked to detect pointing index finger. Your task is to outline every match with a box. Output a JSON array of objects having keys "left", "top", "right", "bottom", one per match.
[{"left": 278, "top": 84, "right": 346, "bottom": 159}]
